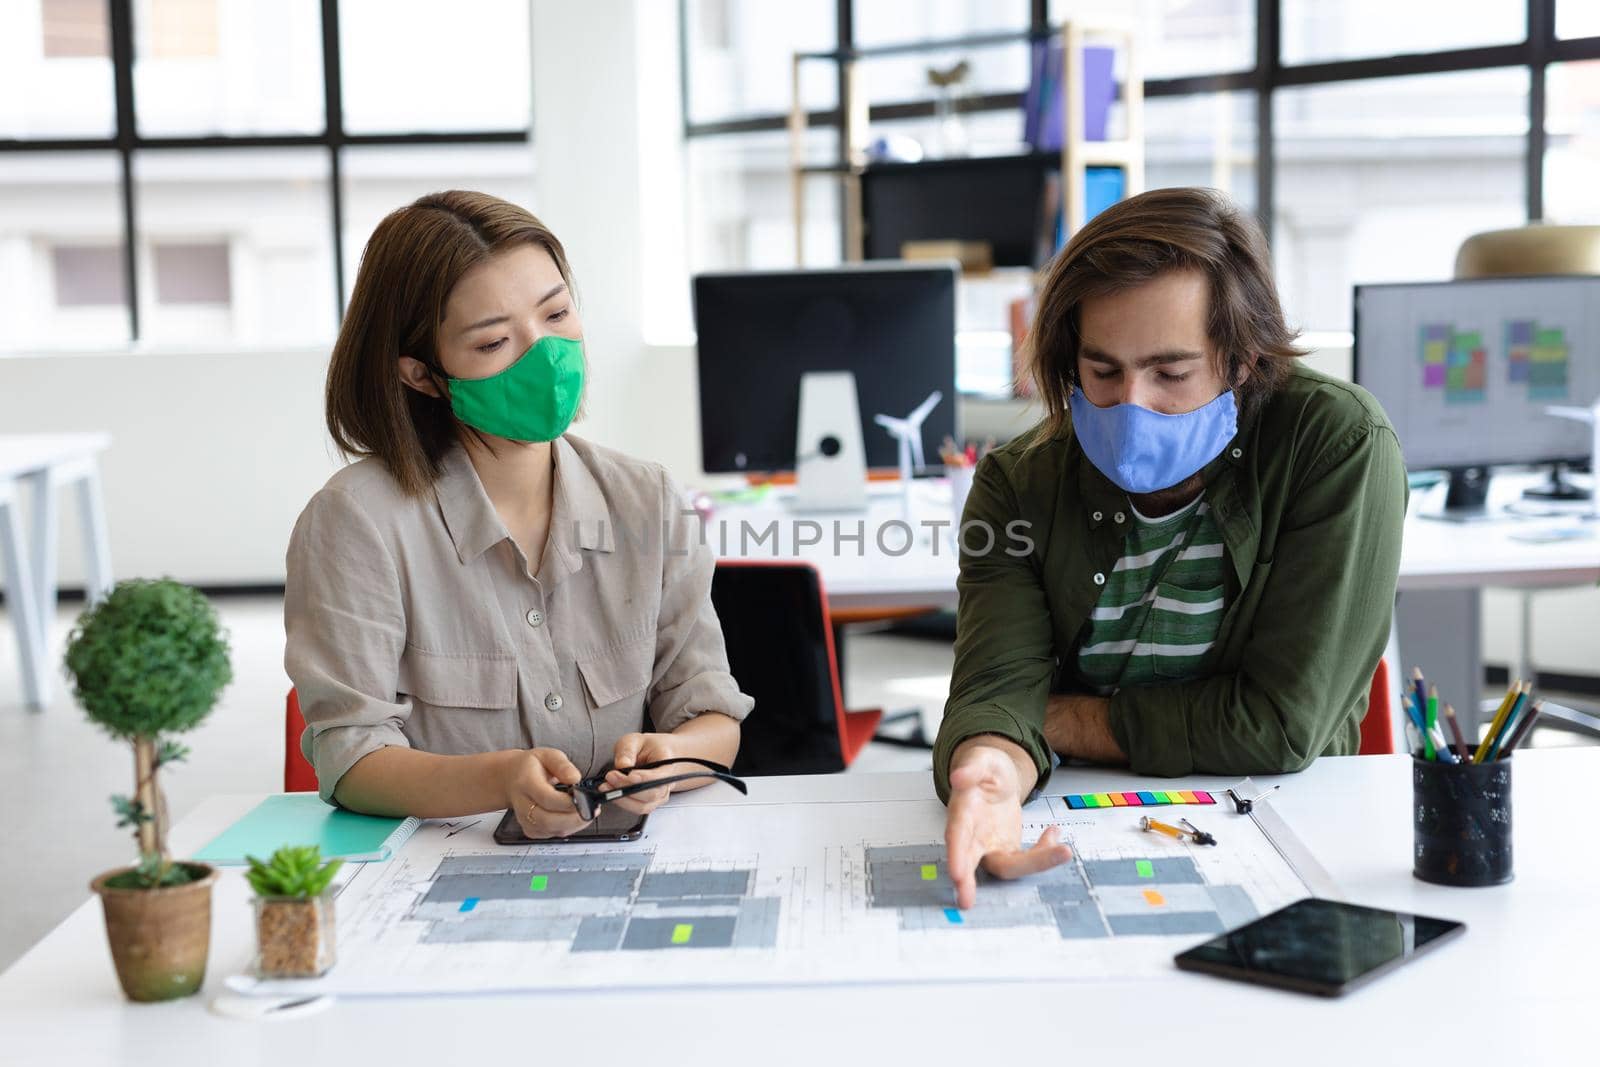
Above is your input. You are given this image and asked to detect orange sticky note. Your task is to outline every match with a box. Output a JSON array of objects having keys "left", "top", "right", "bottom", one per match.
[{"left": 1143, "top": 889, "right": 1165, "bottom": 907}]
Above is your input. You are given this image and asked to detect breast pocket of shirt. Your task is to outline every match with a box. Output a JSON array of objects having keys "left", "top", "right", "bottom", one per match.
[
  {"left": 397, "top": 646, "right": 521, "bottom": 753},
  {"left": 576, "top": 636, "right": 654, "bottom": 733},
  {"left": 1149, "top": 581, "right": 1227, "bottom": 681}
]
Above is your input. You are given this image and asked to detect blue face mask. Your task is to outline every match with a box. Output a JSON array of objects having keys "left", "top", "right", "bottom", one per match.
[{"left": 1069, "top": 388, "right": 1239, "bottom": 494}]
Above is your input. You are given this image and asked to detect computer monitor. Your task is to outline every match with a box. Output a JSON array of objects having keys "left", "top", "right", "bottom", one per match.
[
  {"left": 1353, "top": 276, "right": 1600, "bottom": 515},
  {"left": 693, "top": 263, "right": 958, "bottom": 474}
]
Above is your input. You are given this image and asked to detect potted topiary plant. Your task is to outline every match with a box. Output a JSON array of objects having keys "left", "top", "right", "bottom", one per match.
[
  {"left": 64, "top": 578, "right": 233, "bottom": 1003},
  {"left": 247, "top": 846, "right": 343, "bottom": 978}
]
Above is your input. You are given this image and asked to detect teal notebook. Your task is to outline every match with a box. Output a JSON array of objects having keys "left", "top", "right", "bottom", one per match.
[{"left": 194, "top": 794, "right": 421, "bottom": 866}]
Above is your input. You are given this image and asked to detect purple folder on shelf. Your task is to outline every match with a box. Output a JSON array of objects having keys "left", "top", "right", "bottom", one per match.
[{"left": 1026, "top": 40, "right": 1115, "bottom": 151}]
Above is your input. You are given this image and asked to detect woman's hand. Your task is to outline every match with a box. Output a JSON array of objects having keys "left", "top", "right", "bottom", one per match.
[
  {"left": 600, "top": 732, "right": 683, "bottom": 815},
  {"left": 944, "top": 739, "right": 1073, "bottom": 909},
  {"left": 504, "top": 747, "right": 590, "bottom": 838}
]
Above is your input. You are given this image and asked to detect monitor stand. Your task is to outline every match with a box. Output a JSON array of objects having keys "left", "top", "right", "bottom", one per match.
[
  {"left": 1422, "top": 465, "right": 1493, "bottom": 523},
  {"left": 791, "top": 371, "right": 868, "bottom": 512},
  {"left": 1522, "top": 461, "right": 1592, "bottom": 503}
]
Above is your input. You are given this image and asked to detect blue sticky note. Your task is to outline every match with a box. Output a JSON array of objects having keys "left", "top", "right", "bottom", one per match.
[
  {"left": 459, "top": 897, "right": 479, "bottom": 913},
  {"left": 944, "top": 908, "right": 964, "bottom": 924},
  {"left": 1137, "top": 791, "right": 1158, "bottom": 805},
  {"left": 1066, "top": 794, "right": 1086, "bottom": 810}
]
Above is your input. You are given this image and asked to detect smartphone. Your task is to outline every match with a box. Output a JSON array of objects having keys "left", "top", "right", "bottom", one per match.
[
  {"left": 1174, "top": 897, "right": 1465, "bottom": 997},
  {"left": 493, "top": 806, "right": 648, "bottom": 845}
]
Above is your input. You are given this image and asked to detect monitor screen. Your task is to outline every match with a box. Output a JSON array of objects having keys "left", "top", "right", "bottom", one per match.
[
  {"left": 693, "top": 264, "right": 958, "bottom": 473},
  {"left": 1353, "top": 276, "right": 1600, "bottom": 470}
]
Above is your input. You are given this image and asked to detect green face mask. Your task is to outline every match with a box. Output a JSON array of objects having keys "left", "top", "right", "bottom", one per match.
[{"left": 446, "top": 335, "right": 585, "bottom": 443}]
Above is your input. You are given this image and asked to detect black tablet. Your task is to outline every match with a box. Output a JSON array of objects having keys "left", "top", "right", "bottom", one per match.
[{"left": 1174, "top": 897, "right": 1466, "bottom": 997}]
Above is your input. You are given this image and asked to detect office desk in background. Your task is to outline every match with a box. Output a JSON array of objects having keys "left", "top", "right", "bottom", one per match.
[
  {"left": 0, "top": 750, "right": 1592, "bottom": 1065},
  {"left": 712, "top": 476, "right": 1600, "bottom": 734},
  {"left": 0, "top": 433, "right": 114, "bottom": 710}
]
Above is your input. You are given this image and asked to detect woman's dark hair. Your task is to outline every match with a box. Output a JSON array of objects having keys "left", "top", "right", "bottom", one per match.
[
  {"left": 325, "top": 190, "right": 576, "bottom": 495},
  {"left": 1026, "top": 186, "right": 1303, "bottom": 442}
]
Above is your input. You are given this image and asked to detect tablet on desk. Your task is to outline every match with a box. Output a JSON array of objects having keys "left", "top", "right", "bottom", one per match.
[{"left": 1174, "top": 897, "right": 1465, "bottom": 997}]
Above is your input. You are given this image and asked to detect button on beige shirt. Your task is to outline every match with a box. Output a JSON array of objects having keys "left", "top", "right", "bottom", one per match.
[{"left": 285, "top": 434, "right": 753, "bottom": 804}]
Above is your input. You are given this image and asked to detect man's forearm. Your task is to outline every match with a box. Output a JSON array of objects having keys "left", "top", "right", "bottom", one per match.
[{"left": 1042, "top": 694, "right": 1127, "bottom": 764}]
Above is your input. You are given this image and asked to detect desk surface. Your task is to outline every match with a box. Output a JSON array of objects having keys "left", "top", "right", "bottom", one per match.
[
  {"left": 0, "top": 432, "right": 112, "bottom": 479},
  {"left": 2, "top": 750, "right": 1592, "bottom": 1066},
  {"left": 712, "top": 476, "right": 1600, "bottom": 604}
]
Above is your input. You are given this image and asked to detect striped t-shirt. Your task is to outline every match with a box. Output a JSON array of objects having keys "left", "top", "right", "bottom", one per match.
[{"left": 1076, "top": 496, "right": 1228, "bottom": 690}]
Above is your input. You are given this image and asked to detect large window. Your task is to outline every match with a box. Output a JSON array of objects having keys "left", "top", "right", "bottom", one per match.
[
  {"left": 682, "top": 0, "right": 1600, "bottom": 356},
  {"left": 0, "top": 0, "right": 533, "bottom": 351}
]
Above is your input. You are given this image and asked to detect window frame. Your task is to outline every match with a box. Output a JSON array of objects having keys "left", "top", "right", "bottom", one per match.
[
  {"left": 0, "top": 0, "right": 530, "bottom": 342},
  {"left": 678, "top": 0, "right": 1600, "bottom": 249}
]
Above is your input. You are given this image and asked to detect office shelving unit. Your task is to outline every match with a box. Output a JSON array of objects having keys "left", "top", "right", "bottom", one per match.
[{"left": 787, "top": 20, "right": 1145, "bottom": 266}]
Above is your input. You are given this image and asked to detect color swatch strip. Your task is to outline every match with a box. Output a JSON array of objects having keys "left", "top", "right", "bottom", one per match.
[{"left": 1063, "top": 790, "right": 1214, "bottom": 810}]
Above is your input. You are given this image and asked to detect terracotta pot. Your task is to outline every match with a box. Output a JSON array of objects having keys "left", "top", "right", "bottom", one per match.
[{"left": 90, "top": 863, "right": 219, "bottom": 1002}]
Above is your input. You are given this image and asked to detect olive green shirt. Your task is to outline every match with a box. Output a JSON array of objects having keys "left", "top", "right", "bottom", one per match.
[{"left": 933, "top": 364, "right": 1407, "bottom": 801}]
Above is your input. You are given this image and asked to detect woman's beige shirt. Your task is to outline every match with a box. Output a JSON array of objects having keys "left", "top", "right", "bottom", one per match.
[{"left": 285, "top": 434, "right": 753, "bottom": 803}]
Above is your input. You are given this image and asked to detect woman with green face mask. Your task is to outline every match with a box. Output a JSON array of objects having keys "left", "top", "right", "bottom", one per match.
[{"left": 285, "top": 190, "right": 752, "bottom": 837}]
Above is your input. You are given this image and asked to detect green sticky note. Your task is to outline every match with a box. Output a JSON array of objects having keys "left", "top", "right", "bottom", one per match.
[
  {"left": 920, "top": 864, "right": 938, "bottom": 881},
  {"left": 529, "top": 874, "right": 548, "bottom": 892},
  {"left": 1083, "top": 794, "right": 1103, "bottom": 808},
  {"left": 671, "top": 923, "right": 694, "bottom": 945},
  {"left": 1135, "top": 860, "right": 1154, "bottom": 879}
]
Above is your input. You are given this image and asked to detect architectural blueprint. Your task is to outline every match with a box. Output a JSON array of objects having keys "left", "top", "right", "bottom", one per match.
[{"left": 232, "top": 784, "right": 1320, "bottom": 997}]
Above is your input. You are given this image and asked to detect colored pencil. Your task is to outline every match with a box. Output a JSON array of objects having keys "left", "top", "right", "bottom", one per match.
[
  {"left": 1411, "top": 668, "right": 1428, "bottom": 729},
  {"left": 1474, "top": 679, "right": 1523, "bottom": 764},
  {"left": 1427, "top": 723, "right": 1459, "bottom": 763},
  {"left": 1485, "top": 684, "right": 1532, "bottom": 761},
  {"left": 1424, "top": 686, "right": 1438, "bottom": 760},
  {"left": 1441, "top": 703, "right": 1470, "bottom": 761},
  {"left": 1496, "top": 700, "right": 1544, "bottom": 759}
]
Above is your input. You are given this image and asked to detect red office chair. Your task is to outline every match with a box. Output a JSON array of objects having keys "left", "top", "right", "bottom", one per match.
[
  {"left": 284, "top": 689, "right": 318, "bottom": 793},
  {"left": 1358, "top": 658, "right": 1397, "bottom": 755},
  {"left": 711, "top": 559, "right": 883, "bottom": 774}
]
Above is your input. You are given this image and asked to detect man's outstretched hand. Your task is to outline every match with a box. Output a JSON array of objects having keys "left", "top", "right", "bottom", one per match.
[{"left": 943, "top": 738, "right": 1073, "bottom": 909}]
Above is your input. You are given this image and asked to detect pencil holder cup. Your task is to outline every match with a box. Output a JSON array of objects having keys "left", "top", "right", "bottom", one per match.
[{"left": 1412, "top": 755, "right": 1512, "bottom": 887}]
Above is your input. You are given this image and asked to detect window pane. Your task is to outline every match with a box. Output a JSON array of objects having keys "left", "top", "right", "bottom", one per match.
[
  {"left": 340, "top": 0, "right": 529, "bottom": 134},
  {"left": 54, "top": 245, "right": 128, "bottom": 306},
  {"left": 855, "top": 0, "right": 1028, "bottom": 45},
  {"left": 686, "top": 0, "right": 835, "bottom": 124},
  {"left": 1558, "top": 0, "right": 1600, "bottom": 40},
  {"left": 341, "top": 144, "right": 536, "bottom": 301},
  {"left": 1274, "top": 70, "right": 1528, "bottom": 334},
  {"left": 0, "top": 153, "right": 129, "bottom": 350},
  {"left": 856, "top": 39, "right": 1032, "bottom": 114},
  {"left": 133, "top": 0, "right": 325, "bottom": 136},
  {"left": 1146, "top": 91, "right": 1257, "bottom": 214},
  {"left": 1282, "top": 0, "right": 1524, "bottom": 65},
  {"left": 685, "top": 129, "right": 841, "bottom": 273},
  {"left": 1052, "top": 0, "right": 1253, "bottom": 80},
  {"left": 133, "top": 148, "right": 334, "bottom": 345},
  {"left": 0, "top": 0, "right": 115, "bottom": 138},
  {"left": 1545, "top": 61, "right": 1600, "bottom": 224}
]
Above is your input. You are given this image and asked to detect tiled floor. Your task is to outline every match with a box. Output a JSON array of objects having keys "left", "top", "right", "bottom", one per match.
[
  {"left": 0, "top": 595, "right": 941, "bottom": 972},
  {"left": 2, "top": 595, "right": 1592, "bottom": 973}
]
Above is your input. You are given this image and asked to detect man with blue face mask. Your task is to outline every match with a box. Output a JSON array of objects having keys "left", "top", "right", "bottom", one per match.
[{"left": 935, "top": 188, "right": 1407, "bottom": 908}]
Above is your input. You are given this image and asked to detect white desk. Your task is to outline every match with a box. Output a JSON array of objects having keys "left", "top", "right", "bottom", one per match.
[
  {"left": 0, "top": 433, "right": 115, "bottom": 710},
  {"left": 714, "top": 477, "right": 1600, "bottom": 732},
  {"left": 1, "top": 750, "right": 1591, "bottom": 1065}
]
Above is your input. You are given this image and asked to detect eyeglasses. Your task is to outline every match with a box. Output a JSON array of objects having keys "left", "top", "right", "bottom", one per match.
[{"left": 555, "top": 757, "right": 747, "bottom": 821}]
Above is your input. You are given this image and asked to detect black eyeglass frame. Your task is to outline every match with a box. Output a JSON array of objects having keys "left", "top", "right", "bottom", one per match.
[{"left": 555, "top": 757, "right": 748, "bottom": 821}]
